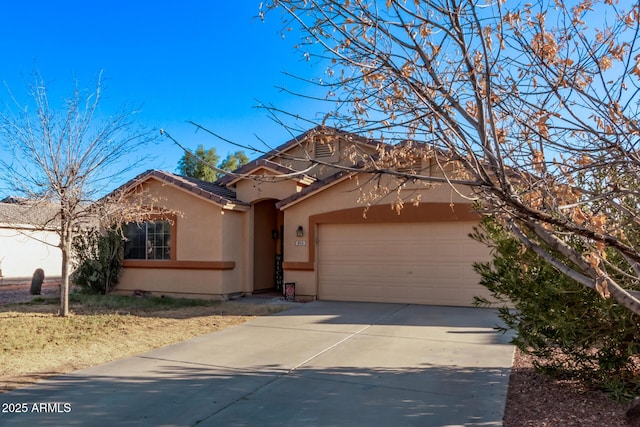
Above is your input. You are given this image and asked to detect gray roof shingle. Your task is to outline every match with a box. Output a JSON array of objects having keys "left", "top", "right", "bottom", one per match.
[
  {"left": 111, "top": 170, "right": 249, "bottom": 208},
  {"left": 0, "top": 201, "right": 61, "bottom": 229}
]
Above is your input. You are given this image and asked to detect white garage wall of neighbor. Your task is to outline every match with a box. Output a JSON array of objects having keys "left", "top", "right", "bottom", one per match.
[
  {"left": 317, "top": 222, "right": 492, "bottom": 306},
  {"left": 0, "top": 227, "right": 62, "bottom": 282}
]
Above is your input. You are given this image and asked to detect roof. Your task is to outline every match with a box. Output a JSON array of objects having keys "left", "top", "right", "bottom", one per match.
[
  {"left": 0, "top": 201, "right": 61, "bottom": 229},
  {"left": 275, "top": 169, "right": 354, "bottom": 210},
  {"left": 273, "top": 133, "right": 455, "bottom": 210},
  {"left": 111, "top": 170, "right": 250, "bottom": 210},
  {"left": 217, "top": 159, "right": 316, "bottom": 187},
  {"left": 112, "top": 128, "right": 452, "bottom": 212},
  {"left": 216, "top": 125, "right": 379, "bottom": 186}
]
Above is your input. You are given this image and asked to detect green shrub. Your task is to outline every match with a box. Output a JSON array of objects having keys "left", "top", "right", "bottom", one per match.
[
  {"left": 72, "top": 229, "right": 123, "bottom": 295},
  {"left": 472, "top": 217, "right": 640, "bottom": 400}
]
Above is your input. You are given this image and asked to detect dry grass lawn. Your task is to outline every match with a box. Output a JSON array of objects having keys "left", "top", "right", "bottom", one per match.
[{"left": 0, "top": 294, "right": 288, "bottom": 393}]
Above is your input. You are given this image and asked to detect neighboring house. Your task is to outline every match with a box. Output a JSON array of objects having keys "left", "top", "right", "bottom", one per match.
[
  {"left": 110, "top": 126, "right": 492, "bottom": 307},
  {"left": 0, "top": 199, "right": 62, "bottom": 282}
]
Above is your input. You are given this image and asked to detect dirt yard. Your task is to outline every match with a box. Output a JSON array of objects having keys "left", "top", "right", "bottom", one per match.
[
  {"left": 0, "top": 281, "right": 61, "bottom": 305},
  {"left": 0, "top": 284, "right": 287, "bottom": 392},
  {"left": 0, "top": 283, "right": 634, "bottom": 424}
]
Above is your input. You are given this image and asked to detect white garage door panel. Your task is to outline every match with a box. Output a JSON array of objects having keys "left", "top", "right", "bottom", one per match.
[{"left": 318, "top": 222, "right": 491, "bottom": 306}]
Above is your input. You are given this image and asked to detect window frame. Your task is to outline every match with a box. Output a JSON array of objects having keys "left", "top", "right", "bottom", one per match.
[{"left": 122, "top": 215, "right": 177, "bottom": 262}]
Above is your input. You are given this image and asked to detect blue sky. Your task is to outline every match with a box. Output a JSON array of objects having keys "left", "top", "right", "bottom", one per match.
[{"left": 0, "top": 1, "right": 328, "bottom": 192}]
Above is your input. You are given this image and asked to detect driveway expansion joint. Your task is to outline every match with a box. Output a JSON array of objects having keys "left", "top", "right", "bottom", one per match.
[
  {"left": 194, "top": 322, "right": 375, "bottom": 425},
  {"left": 134, "top": 355, "right": 266, "bottom": 373}
]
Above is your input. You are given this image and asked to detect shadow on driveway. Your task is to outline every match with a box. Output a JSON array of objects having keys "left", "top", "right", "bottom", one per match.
[{"left": 0, "top": 301, "right": 514, "bottom": 427}]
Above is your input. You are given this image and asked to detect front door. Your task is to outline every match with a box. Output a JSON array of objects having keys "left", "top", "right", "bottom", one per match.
[{"left": 253, "top": 200, "right": 282, "bottom": 292}]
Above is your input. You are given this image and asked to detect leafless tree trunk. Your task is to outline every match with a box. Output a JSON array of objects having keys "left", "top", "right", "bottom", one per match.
[
  {"left": 60, "top": 222, "right": 73, "bottom": 316},
  {"left": 0, "top": 71, "right": 155, "bottom": 316}
]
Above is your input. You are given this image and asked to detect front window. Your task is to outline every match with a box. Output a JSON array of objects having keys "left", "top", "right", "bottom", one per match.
[{"left": 123, "top": 220, "right": 172, "bottom": 260}]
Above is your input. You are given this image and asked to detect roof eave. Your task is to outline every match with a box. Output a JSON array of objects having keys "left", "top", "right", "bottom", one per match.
[
  {"left": 222, "top": 165, "right": 316, "bottom": 188},
  {"left": 109, "top": 170, "right": 249, "bottom": 211},
  {"left": 276, "top": 172, "right": 355, "bottom": 210},
  {"left": 222, "top": 202, "right": 250, "bottom": 212},
  {"left": 151, "top": 177, "right": 249, "bottom": 210}
]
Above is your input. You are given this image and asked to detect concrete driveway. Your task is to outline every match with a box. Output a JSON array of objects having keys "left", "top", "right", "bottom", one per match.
[{"left": 0, "top": 301, "right": 514, "bottom": 426}]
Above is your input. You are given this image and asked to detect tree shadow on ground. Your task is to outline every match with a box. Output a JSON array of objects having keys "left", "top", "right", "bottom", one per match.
[
  {"left": 0, "top": 362, "right": 509, "bottom": 427},
  {"left": 255, "top": 301, "right": 515, "bottom": 346}
]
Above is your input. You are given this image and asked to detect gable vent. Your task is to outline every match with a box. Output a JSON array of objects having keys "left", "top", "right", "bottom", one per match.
[{"left": 314, "top": 138, "right": 334, "bottom": 159}]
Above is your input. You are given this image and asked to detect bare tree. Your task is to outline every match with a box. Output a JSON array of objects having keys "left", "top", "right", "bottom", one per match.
[
  {"left": 259, "top": 0, "right": 640, "bottom": 314},
  {"left": 0, "top": 72, "right": 155, "bottom": 316}
]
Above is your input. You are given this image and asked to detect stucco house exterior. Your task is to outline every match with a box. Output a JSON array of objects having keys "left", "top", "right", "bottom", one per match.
[
  {"left": 0, "top": 199, "right": 62, "bottom": 282},
  {"left": 111, "top": 126, "right": 492, "bottom": 307}
]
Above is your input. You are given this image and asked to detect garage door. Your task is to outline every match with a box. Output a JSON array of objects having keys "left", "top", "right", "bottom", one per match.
[{"left": 317, "top": 222, "right": 491, "bottom": 306}]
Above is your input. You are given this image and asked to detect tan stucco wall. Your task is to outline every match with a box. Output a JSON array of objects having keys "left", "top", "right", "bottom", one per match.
[
  {"left": 280, "top": 175, "right": 480, "bottom": 299},
  {"left": 274, "top": 143, "right": 336, "bottom": 180},
  {"left": 116, "top": 178, "right": 245, "bottom": 298},
  {"left": 235, "top": 175, "right": 302, "bottom": 204},
  {"left": 283, "top": 176, "right": 475, "bottom": 263},
  {"left": 0, "top": 227, "right": 62, "bottom": 281},
  {"left": 115, "top": 268, "right": 225, "bottom": 298},
  {"left": 273, "top": 139, "right": 379, "bottom": 180},
  {"left": 220, "top": 210, "right": 246, "bottom": 295},
  {"left": 124, "top": 178, "right": 228, "bottom": 260},
  {"left": 113, "top": 152, "right": 480, "bottom": 301},
  {"left": 241, "top": 205, "right": 254, "bottom": 294}
]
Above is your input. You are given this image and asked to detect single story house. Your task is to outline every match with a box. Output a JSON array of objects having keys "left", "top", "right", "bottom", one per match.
[
  {"left": 111, "top": 126, "right": 492, "bottom": 307},
  {"left": 0, "top": 199, "right": 62, "bottom": 282}
]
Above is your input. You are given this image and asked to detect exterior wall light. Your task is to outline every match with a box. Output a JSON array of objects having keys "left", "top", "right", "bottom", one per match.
[{"left": 296, "top": 225, "right": 304, "bottom": 237}]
